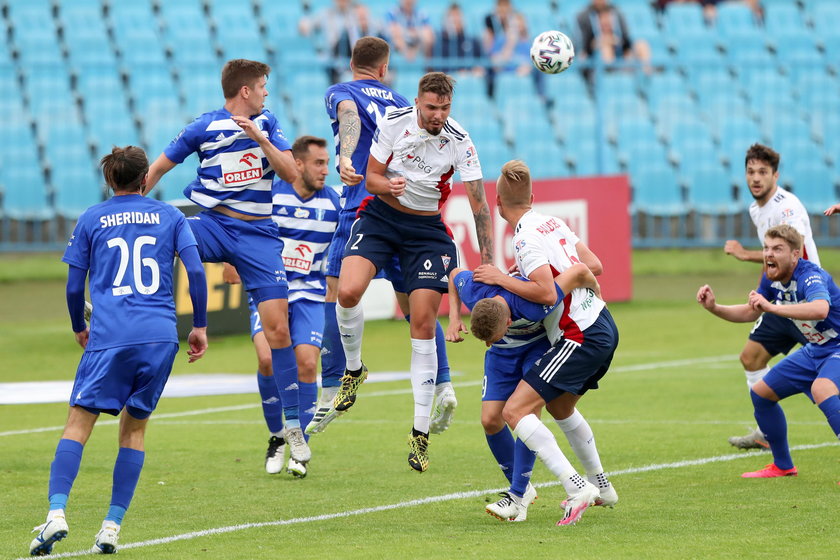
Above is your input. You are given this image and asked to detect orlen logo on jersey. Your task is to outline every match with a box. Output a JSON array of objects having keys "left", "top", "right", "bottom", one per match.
[
  {"left": 283, "top": 244, "right": 313, "bottom": 273},
  {"left": 223, "top": 152, "right": 262, "bottom": 185}
]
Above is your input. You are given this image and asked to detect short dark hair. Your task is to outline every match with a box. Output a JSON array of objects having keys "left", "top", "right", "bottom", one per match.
[
  {"left": 351, "top": 36, "right": 390, "bottom": 71},
  {"left": 100, "top": 146, "right": 148, "bottom": 193},
  {"left": 745, "top": 143, "right": 780, "bottom": 173},
  {"left": 291, "top": 135, "right": 327, "bottom": 160},
  {"left": 418, "top": 72, "right": 455, "bottom": 99},
  {"left": 221, "top": 59, "right": 270, "bottom": 99}
]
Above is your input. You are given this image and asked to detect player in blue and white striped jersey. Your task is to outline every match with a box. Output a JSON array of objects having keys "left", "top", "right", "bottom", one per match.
[
  {"left": 447, "top": 264, "right": 614, "bottom": 522},
  {"left": 232, "top": 137, "right": 340, "bottom": 477},
  {"left": 143, "top": 60, "right": 312, "bottom": 464}
]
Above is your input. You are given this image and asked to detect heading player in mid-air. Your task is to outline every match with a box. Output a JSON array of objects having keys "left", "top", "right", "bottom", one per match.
[
  {"left": 144, "top": 59, "right": 313, "bottom": 464},
  {"left": 29, "top": 146, "right": 208, "bottom": 556},
  {"left": 723, "top": 144, "right": 820, "bottom": 450},
  {"left": 307, "top": 37, "right": 457, "bottom": 437},
  {"left": 697, "top": 225, "right": 840, "bottom": 479},
  {"left": 336, "top": 72, "right": 494, "bottom": 471}
]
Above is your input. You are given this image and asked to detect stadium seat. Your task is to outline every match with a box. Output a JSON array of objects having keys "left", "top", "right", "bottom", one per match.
[
  {"left": 810, "top": 2, "right": 840, "bottom": 39},
  {"left": 764, "top": 3, "right": 805, "bottom": 35},
  {"left": 643, "top": 71, "right": 688, "bottom": 113},
  {"left": 717, "top": 116, "right": 764, "bottom": 167},
  {"left": 714, "top": 2, "right": 759, "bottom": 35},
  {"left": 672, "top": 30, "right": 724, "bottom": 66},
  {"left": 618, "top": 2, "right": 660, "bottom": 40},
  {"left": 0, "top": 153, "right": 52, "bottom": 220},
  {"left": 685, "top": 165, "right": 738, "bottom": 214},
  {"left": 663, "top": 2, "right": 706, "bottom": 34},
  {"left": 787, "top": 162, "right": 837, "bottom": 213},
  {"left": 631, "top": 164, "right": 685, "bottom": 216},
  {"left": 53, "top": 162, "right": 104, "bottom": 219}
]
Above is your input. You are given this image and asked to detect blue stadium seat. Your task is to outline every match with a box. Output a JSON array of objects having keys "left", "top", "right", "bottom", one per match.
[
  {"left": 717, "top": 116, "right": 764, "bottom": 167},
  {"left": 688, "top": 68, "right": 742, "bottom": 106},
  {"left": 685, "top": 165, "right": 738, "bottom": 214},
  {"left": 158, "top": 0, "right": 209, "bottom": 42},
  {"left": 810, "top": 2, "right": 840, "bottom": 39},
  {"left": 168, "top": 33, "right": 219, "bottom": 66},
  {"left": 0, "top": 153, "right": 52, "bottom": 220},
  {"left": 116, "top": 35, "right": 168, "bottom": 67},
  {"left": 714, "top": 2, "right": 759, "bottom": 35},
  {"left": 125, "top": 64, "right": 178, "bottom": 116},
  {"left": 65, "top": 34, "right": 117, "bottom": 68},
  {"left": 764, "top": 3, "right": 805, "bottom": 35},
  {"left": 156, "top": 153, "right": 200, "bottom": 202},
  {"left": 742, "top": 72, "right": 795, "bottom": 109},
  {"left": 53, "top": 162, "right": 103, "bottom": 219},
  {"left": 631, "top": 164, "right": 685, "bottom": 216},
  {"left": 621, "top": 138, "right": 670, "bottom": 176},
  {"left": 519, "top": 140, "right": 571, "bottom": 179},
  {"left": 643, "top": 71, "right": 688, "bottom": 112},
  {"left": 672, "top": 30, "right": 724, "bottom": 66},
  {"left": 787, "top": 162, "right": 837, "bottom": 213},
  {"left": 663, "top": 2, "right": 706, "bottom": 34},
  {"left": 618, "top": 2, "right": 660, "bottom": 39}
]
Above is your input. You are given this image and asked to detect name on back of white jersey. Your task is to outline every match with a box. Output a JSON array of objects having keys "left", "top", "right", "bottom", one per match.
[{"left": 99, "top": 212, "right": 161, "bottom": 228}]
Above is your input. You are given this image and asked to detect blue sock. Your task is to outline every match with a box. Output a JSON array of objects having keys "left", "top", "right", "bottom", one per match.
[
  {"left": 257, "top": 372, "right": 284, "bottom": 434},
  {"left": 433, "top": 320, "right": 451, "bottom": 384},
  {"left": 817, "top": 395, "right": 840, "bottom": 437},
  {"left": 510, "top": 438, "right": 538, "bottom": 498},
  {"left": 299, "top": 381, "right": 318, "bottom": 442},
  {"left": 272, "top": 347, "right": 300, "bottom": 427},
  {"left": 485, "top": 427, "right": 515, "bottom": 484},
  {"left": 48, "top": 439, "right": 84, "bottom": 510},
  {"left": 105, "top": 447, "right": 145, "bottom": 525},
  {"left": 405, "top": 315, "right": 450, "bottom": 384},
  {"left": 321, "top": 302, "right": 344, "bottom": 388},
  {"left": 751, "top": 389, "right": 794, "bottom": 470}
]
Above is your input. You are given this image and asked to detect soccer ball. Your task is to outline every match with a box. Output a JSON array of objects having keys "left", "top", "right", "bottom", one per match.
[{"left": 530, "top": 30, "right": 575, "bottom": 74}]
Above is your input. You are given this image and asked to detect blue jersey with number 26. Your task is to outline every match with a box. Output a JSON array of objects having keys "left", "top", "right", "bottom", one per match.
[
  {"left": 62, "top": 195, "right": 198, "bottom": 351},
  {"left": 324, "top": 79, "right": 410, "bottom": 209}
]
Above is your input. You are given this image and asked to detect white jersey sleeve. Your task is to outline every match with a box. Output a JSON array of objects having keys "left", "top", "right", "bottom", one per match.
[
  {"left": 454, "top": 133, "right": 482, "bottom": 183},
  {"left": 369, "top": 106, "right": 408, "bottom": 164}
]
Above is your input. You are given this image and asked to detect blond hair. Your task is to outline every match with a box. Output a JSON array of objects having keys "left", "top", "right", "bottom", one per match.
[
  {"left": 765, "top": 224, "right": 803, "bottom": 252},
  {"left": 470, "top": 298, "right": 510, "bottom": 343},
  {"left": 496, "top": 160, "right": 532, "bottom": 208}
]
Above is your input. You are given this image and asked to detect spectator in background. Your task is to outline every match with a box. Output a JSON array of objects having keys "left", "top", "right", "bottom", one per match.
[
  {"left": 483, "top": 0, "right": 549, "bottom": 105},
  {"left": 576, "top": 0, "right": 652, "bottom": 74},
  {"left": 386, "top": 0, "right": 434, "bottom": 62},
  {"left": 437, "top": 3, "right": 483, "bottom": 74},
  {"left": 299, "top": 0, "right": 362, "bottom": 82}
]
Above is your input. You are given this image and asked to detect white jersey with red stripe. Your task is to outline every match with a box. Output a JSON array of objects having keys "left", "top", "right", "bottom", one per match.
[
  {"left": 368, "top": 106, "right": 482, "bottom": 212},
  {"left": 749, "top": 186, "right": 820, "bottom": 265},
  {"left": 513, "top": 209, "right": 605, "bottom": 344}
]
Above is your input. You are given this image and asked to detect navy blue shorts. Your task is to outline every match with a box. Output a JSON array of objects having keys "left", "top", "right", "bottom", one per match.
[
  {"left": 187, "top": 210, "right": 288, "bottom": 301},
  {"left": 250, "top": 297, "right": 324, "bottom": 348},
  {"left": 326, "top": 207, "right": 406, "bottom": 292},
  {"left": 524, "top": 308, "right": 619, "bottom": 402},
  {"left": 70, "top": 342, "right": 179, "bottom": 418},
  {"left": 763, "top": 343, "right": 840, "bottom": 402},
  {"left": 344, "top": 197, "right": 457, "bottom": 294},
  {"left": 483, "top": 338, "right": 551, "bottom": 401},
  {"left": 748, "top": 312, "right": 808, "bottom": 356}
]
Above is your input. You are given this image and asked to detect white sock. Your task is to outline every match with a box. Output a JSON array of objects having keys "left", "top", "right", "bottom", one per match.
[
  {"left": 47, "top": 509, "right": 65, "bottom": 521},
  {"left": 336, "top": 302, "right": 364, "bottom": 371},
  {"left": 515, "top": 413, "right": 583, "bottom": 494},
  {"left": 318, "top": 386, "right": 338, "bottom": 405},
  {"left": 410, "top": 338, "right": 437, "bottom": 433},
  {"left": 555, "top": 408, "right": 604, "bottom": 476},
  {"left": 745, "top": 367, "right": 769, "bottom": 388}
]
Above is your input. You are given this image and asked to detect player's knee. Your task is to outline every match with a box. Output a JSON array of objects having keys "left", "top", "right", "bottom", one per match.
[
  {"left": 501, "top": 403, "right": 524, "bottom": 429},
  {"left": 739, "top": 347, "right": 768, "bottom": 371},
  {"left": 260, "top": 321, "right": 291, "bottom": 347},
  {"left": 297, "top": 358, "right": 318, "bottom": 383},
  {"left": 811, "top": 378, "right": 839, "bottom": 404},
  {"left": 337, "top": 285, "right": 362, "bottom": 308},
  {"left": 257, "top": 355, "right": 273, "bottom": 376},
  {"left": 481, "top": 410, "right": 505, "bottom": 434}
]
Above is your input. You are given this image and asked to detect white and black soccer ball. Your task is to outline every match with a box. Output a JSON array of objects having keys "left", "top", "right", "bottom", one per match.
[{"left": 530, "top": 30, "right": 575, "bottom": 74}]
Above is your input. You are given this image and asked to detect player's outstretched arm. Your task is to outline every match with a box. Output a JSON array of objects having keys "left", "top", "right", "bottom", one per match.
[
  {"left": 336, "top": 100, "right": 364, "bottom": 185},
  {"left": 696, "top": 284, "right": 761, "bottom": 323},
  {"left": 180, "top": 246, "right": 208, "bottom": 362},
  {"left": 825, "top": 203, "right": 840, "bottom": 216},
  {"left": 446, "top": 268, "right": 468, "bottom": 343},
  {"left": 463, "top": 178, "right": 494, "bottom": 265},
  {"left": 144, "top": 154, "right": 178, "bottom": 194}
]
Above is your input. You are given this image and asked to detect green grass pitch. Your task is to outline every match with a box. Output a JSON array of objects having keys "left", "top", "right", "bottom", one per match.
[{"left": 1, "top": 249, "right": 838, "bottom": 559}]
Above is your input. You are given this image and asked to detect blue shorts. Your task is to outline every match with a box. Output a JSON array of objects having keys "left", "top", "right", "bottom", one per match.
[
  {"left": 763, "top": 343, "right": 840, "bottom": 402},
  {"left": 483, "top": 338, "right": 551, "bottom": 401},
  {"left": 70, "top": 342, "right": 179, "bottom": 418},
  {"left": 524, "top": 308, "right": 619, "bottom": 402},
  {"left": 250, "top": 297, "right": 325, "bottom": 348},
  {"left": 187, "top": 210, "right": 288, "bottom": 303},
  {"left": 748, "top": 312, "right": 807, "bottom": 356},
  {"left": 326, "top": 206, "right": 406, "bottom": 292},
  {"left": 344, "top": 197, "right": 457, "bottom": 294}
]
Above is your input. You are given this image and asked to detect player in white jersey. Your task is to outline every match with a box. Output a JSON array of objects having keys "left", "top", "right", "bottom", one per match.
[
  {"left": 723, "top": 144, "right": 820, "bottom": 449},
  {"left": 473, "top": 160, "right": 619, "bottom": 526},
  {"left": 335, "top": 72, "right": 494, "bottom": 471}
]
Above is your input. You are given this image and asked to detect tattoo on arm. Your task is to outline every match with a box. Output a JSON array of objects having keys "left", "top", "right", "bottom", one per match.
[
  {"left": 338, "top": 102, "right": 361, "bottom": 161},
  {"left": 464, "top": 179, "right": 494, "bottom": 264}
]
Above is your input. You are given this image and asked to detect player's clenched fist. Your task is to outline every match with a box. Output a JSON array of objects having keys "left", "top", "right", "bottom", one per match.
[
  {"left": 389, "top": 175, "right": 406, "bottom": 197},
  {"left": 696, "top": 284, "right": 716, "bottom": 310}
]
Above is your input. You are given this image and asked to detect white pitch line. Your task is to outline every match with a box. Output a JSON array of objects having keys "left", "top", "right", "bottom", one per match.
[
  {"left": 15, "top": 440, "right": 839, "bottom": 560},
  {"left": 0, "top": 354, "right": 740, "bottom": 438}
]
